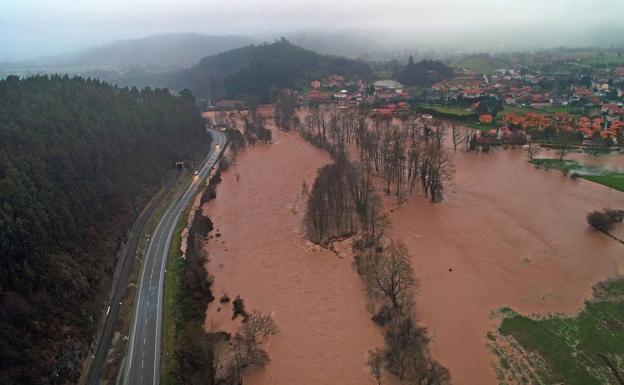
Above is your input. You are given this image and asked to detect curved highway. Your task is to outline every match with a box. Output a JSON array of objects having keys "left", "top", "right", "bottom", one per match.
[{"left": 120, "top": 129, "right": 227, "bottom": 385}]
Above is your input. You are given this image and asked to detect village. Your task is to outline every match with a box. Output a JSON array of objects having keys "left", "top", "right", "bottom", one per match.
[{"left": 211, "top": 52, "right": 624, "bottom": 151}]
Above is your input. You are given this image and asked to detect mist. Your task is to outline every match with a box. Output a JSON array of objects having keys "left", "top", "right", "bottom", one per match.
[{"left": 2, "top": 0, "right": 624, "bottom": 61}]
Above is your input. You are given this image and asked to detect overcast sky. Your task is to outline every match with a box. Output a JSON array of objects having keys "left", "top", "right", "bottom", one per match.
[{"left": 2, "top": 0, "right": 624, "bottom": 61}]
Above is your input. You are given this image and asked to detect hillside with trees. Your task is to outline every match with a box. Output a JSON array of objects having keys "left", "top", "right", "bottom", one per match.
[
  {"left": 0, "top": 75, "right": 210, "bottom": 385},
  {"left": 398, "top": 57, "right": 454, "bottom": 86},
  {"left": 173, "top": 38, "right": 373, "bottom": 102}
]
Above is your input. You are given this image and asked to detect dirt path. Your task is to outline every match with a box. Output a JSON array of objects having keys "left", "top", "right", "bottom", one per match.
[{"left": 201, "top": 129, "right": 386, "bottom": 385}]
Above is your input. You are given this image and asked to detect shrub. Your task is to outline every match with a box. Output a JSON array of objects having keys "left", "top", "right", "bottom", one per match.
[
  {"left": 232, "top": 296, "right": 249, "bottom": 321},
  {"left": 372, "top": 305, "right": 394, "bottom": 326},
  {"left": 587, "top": 208, "right": 624, "bottom": 232}
]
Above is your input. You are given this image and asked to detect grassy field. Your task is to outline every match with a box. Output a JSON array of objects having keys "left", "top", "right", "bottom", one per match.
[
  {"left": 161, "top": 204, "right": 191, "bottom": 383},
  {"left": 421, "top": 104, "right": 474, "bottom": 116},
  {"left": 499, "top": 104, "right": 537, "bottom": 116},
  {"left": 538, "top": 105, "right": 585, "bottom": 116},
  {"left": 567, "top": 49, "right": 624, "bottom": 66},
  {"left": 529, "top": 158, "right": 624, "bottom": 192},
  {"left": 492, "top": 278, "right": 624, "bottom": 385},
  {"left": 455, "top": 56, "right": 510, "bottom": 74}
]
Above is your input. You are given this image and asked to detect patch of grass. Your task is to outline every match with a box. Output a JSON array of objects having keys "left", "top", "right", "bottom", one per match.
[
  {"left": 465, "top": 121, "right": 497, "bottom": 131},
  {"left": 497, "top": 278, "right": 624, "bottom": 385},
  {"left": 529, "top": 158, "right": 580, "bottom": 171},
  {"left": 583, "top": 174, "right": 624, "bottom": 193},
  {"left": 161, "top": 204, "right": 192, "bottom": 383},
  {"left": 530, "top": 158, "right": 624, "bottom": 192},
  {"left": 539, "top": 105, "right": 584, "bottom": 116},
  {"left": 421, "top": 104, "right": 474, "bottom": 116},
  {"left": 455, "top": 56, "right": 509, "bottom": 74},
  {"left": 500, "top": 104, "right": 548, "bottom": 117}
]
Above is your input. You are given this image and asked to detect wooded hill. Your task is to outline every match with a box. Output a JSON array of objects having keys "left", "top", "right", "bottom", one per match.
[
  {"left": 398, "top": 58, "right": 454, "bottom": 86},
  {"left": 168, "top": 38, "right": 373, "bottom": 102},
  {"left": 0, "top": 75, "right": 210, "bottom": 384}
]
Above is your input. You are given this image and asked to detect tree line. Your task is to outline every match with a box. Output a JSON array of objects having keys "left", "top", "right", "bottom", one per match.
[
  {"left": 172, "top": 38, "right": 373, "bottom": 103},
  {"left": 299, "top": 103, "right": 451, "bottom": 384},
  {"left": 0, "top": 75, "right": 210, "bottom": 385},
  {"left": 299, "top": 105, "right": 455, "bottom": 203}
]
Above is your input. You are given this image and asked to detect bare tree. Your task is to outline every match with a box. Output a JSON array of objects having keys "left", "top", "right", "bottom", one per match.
[
  {"left": 368, "top": 239, "right": 416, "bottom": 311},
  {"left": 384, "top": 314, "right": 428, "bottom": 380},
  {"left": 420, "top": 145, "right": 454, "bottom": 203},
  {"left": 274, "top": 90, "right": 297, "bottom": 130},
  {"left": 304, "top": 161, "right": 357, "bottom": 246},
  {"left": 229, "top": 311, "right": 279, "bottom": 382},
  {"left": 361, "top": 194, "right": 390, "bottom": 248},
  {"left": 527, "top": 140, "right": 540, "bottom": 160},
  {"left": 553, "top": 129, "right": 575, "bottom": 161},
  {"left": 431, "top": 119, "right": 446, "bottom": 149},
  {"left": 451, "top": 124, "right": 471, "bottom": 151},
  {"left": 367, "top": 349, "right": 383, "bottom": 385}
]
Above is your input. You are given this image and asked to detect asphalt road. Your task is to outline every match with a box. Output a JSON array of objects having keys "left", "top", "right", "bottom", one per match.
[
  {"left": 83, "top": 175, "right": 174, "bottom": 385},
  {"left": 120, "top": 129, "right": 227, "bottom": 385}
]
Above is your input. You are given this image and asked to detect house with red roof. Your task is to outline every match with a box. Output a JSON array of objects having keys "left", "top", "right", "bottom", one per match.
[{"left": 479, "top": 114, "right": 494, "bottom": 124}]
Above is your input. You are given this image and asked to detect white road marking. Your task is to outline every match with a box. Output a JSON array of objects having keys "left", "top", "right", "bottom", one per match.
[{"left": 121, "top": 131, "right": 226, "bottom": 385}]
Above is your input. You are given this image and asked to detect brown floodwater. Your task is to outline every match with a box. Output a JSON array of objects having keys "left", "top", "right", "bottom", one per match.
[
  {"left": 537, "top": 148, "right": 624, "bottom": 169},
  {"left": 385, "top": 145, "right": 624, "bottom": 385},
  {"left": 201, "top": 109, "right": 624, "bottom": 384},
  {"left": 201, "top": 127, "right": 386, "bottom": 385}
]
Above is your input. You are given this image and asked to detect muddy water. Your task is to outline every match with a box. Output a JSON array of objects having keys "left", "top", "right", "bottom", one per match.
[
  {"left": 537, "top": 148, "right": 624, "bottom": 169},
  {"left": 201, "top": 129, "right": 385, "bottom": 385},
  {"left": 386, "top": 147, "right": 624, "bottom": 385}
]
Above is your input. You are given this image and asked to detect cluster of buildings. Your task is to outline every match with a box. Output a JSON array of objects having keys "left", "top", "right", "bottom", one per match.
[
  {"left": 306, "top": 76, "right": 409, "bottom": 108},
  {"left": 427, "top": 63, "right": 624, "bottom": 143}
]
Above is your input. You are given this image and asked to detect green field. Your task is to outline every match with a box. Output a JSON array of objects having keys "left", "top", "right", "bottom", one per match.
[
  {"left": 565, "top": 49, "right": 624, "bottom": 66},
  {"left": 492, "top": 278, "right": 624, "bottom": 385},
  {"left": 538, "top": 105, "right": 585, "bottom": 116},
  {"left": 529, "top": 158, "right": 624, "bottom": 192},
  {"left": 455, "top": 56, "right": 510, "bottom": 74},
  {"left": 421, "top": 104, "right": 474, "bottom": 116},
  {"left": 161, "top": 205, "right": 190, "bottom": 382},
  {"left": 499, "top": 104, "right": 537, "bottom": 116}
]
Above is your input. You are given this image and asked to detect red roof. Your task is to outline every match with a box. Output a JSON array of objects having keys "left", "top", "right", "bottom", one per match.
[{"left": 479, "top": 114, "right": 494, "bottom": 124}]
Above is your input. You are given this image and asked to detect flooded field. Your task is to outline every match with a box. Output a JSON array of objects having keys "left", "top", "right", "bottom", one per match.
[
  {"left": 538, "top": 147, "right": 624, "bottom": 169},
  {"left": 386, "top": 146, "right": 624, "bottom": 384},
  {"left": 200, "top": 127, "right": 386, "bottom": 385},
  {"left": 201, "top": 108, "right": 624, "bottom": 384}
]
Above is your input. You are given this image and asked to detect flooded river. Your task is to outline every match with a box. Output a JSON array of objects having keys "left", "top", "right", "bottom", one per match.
[
  {"left": 201, "top": 128, "right": 386, "bottom": 385},
  {"left": 201, "top": 108, "right": 623, "bottom": 384},
  {"left": 386, "top": 147, "right": 624, "bottom": 384}
]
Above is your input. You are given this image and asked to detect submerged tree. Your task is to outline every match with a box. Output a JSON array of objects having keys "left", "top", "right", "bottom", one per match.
[
  {"left": 367, "top": 349, "right": 384, "bottom": 385},
  {"left": 304, "top": 161, "right": 357, "bottom": 246},
  {"left": 274, "top": 90, "right": 298, "bottom": 130},
  {"left": 227, "top": 311, "right": 279, "bottom": 384},
  {"left": 368, "top": 239, "right": 416, "bottom": 311},
  {"left": 420, "top": 144, "right": 454, "bottom": 202},
  {"left": 587, "top": 208, "right": 624, "bottom": 233}
]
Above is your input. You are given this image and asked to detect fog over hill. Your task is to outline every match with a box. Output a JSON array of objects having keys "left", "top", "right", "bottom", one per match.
[
  {"left": 0, "top": 33, "right": 256, "bottom": 72},
  {"left": 3, "top": 0, "right": 624, "bottom": 64}
]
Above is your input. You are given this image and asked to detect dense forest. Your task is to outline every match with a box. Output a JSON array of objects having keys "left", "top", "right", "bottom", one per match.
[
  {"left": 398, "top": 58, "right": 454, "bottom": 86},
  {"left": 0, "top": 75, "right": 210, "bottom": 384},
  {"left": 65, "top": 39, "right": 372, "bottom": 104}
]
